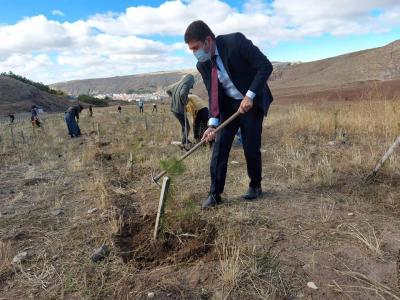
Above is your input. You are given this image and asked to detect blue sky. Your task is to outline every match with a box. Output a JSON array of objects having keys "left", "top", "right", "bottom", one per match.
[{"left": 0, "top": 0, "right": 399, "bottom": 83}]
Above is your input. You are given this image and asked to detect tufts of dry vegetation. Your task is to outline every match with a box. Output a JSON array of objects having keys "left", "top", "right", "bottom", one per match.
[{"left": 1, "top": 98, "right": 400, "bottom": 299}]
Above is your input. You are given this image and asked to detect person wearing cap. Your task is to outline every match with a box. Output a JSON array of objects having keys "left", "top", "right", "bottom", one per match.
[{"left": 65, "top": 104, "right": 83, "bottom": 138}]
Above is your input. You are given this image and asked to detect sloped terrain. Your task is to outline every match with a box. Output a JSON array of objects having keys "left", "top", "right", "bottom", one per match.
[
  {"left": 51, "top": 70, "right": 202, "bottom": 97},
  {"left": 0, "top": 75, "right": 71, "bottom": 115}
]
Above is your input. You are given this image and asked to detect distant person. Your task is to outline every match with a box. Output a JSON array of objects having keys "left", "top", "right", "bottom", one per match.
[
  {"left": 166, "top": 74, "right": 195, "bottom": 146},
  {"left": 88, "top": 105, "right": 93, "bottom": 117},
  {"left": 8, "top": 114, "right": 15, "bottom": 124},
  {"left": 65, "top": 104, "right": 83, "bottom": 138},
  {"left": 152, "top": 103, "right": 158, "bottom": 113},
  {"left": 118, "top": 105, "right": 122, "bottom": 114},
  {"left": 138, "top": 100, "right": 144, "bottom": 113},
  {"left": 30, "top": 105, "right": 41, "bottom": 128}
]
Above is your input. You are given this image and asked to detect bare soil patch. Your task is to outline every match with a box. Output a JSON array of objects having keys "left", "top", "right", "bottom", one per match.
[{"left": 113, "top": 214, "right": 217, "bottom": 269}]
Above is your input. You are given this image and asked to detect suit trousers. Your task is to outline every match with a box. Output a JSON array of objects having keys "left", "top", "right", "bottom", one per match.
[{"left": 210, "top": 97, "right": 264, "bottom": 194}]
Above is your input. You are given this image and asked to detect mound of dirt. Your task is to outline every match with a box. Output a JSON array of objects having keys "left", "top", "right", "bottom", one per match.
[{"left": 113, "top": 215, "right": 217, "bottom": 269}]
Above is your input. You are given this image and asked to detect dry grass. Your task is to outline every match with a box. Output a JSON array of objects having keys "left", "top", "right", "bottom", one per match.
[
  {"left": 338, "top": 223, "right": 382, "bottom": 257},
  {"left": 320, "top": 195, "right": 336, "bottom": 223},
  {"left": 217, "top": 239, "right": 242, "bottom": 297},
  {"left": 333, "top": 270, "right": 400, "bottom": 300},
  {"left": 108, "top": 207, "right": 124, "bottom": 235},
  {"left": 1, "top": 99, "right": 400, "bottom": 299},
  {"left": 0, "top": 240, "right": 13, "bottom": 272},
  {"left": 86, "top": 175, "right": 109, "bottom": 209}
]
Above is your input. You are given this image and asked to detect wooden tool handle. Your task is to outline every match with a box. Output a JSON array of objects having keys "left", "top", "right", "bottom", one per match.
[{"left": 152, "top": 110, "right": 241, "bottom": 183}]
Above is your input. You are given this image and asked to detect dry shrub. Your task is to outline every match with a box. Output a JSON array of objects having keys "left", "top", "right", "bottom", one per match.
[
  {"left": 217, "top": 238, "right": 242, "bottom": 298},
  {"left": 338, "top": 223, "right": 382, "bottom": 257}
]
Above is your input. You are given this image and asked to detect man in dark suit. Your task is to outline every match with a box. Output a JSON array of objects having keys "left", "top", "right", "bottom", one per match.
[{"left": 184, "top": 20, "right": 273, "bottom": 208}]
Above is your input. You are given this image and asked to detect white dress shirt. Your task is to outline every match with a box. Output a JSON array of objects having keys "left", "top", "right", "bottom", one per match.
[{"left": 208, "top": 47, "right": 256, "bottom": 127}]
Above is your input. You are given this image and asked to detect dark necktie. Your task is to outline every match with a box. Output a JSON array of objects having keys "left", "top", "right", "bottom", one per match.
[{"left": 210, "top": 55, "right": 219, "bottom": 118}]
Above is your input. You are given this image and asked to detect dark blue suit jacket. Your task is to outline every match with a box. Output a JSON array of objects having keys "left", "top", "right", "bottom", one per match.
[{"left": 197, "top": 32, "right": 273, "bottom": 116}]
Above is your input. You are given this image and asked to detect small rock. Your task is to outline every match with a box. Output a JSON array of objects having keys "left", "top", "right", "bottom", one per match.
[
  {"left": 307, "top": 281, "right": 318, "bottom": 290},
  {"left": 260, "top": 149, "right": 266, "bottom": 153},
  {"left": 52, "top": 208, "right": 64, "bottom": 216},
  {"left": 87, "top": 208, "right": 98, "bottom": 214},
  {"left": 347, "top": 212, "right": 354, "bottom": 216},
  {"left": 91, "top": 245, "right": 110, "bottom": 262},
  {"left": 327, "top": 141, "right": 337, "bottom": 146},
  {"left": 171, "top": 141, "right": 182, "bottom": 145},
  {"left": 147, "top": 292, "right": 155, "bottom": 298},
  {"left": 12, "top": 251, "right": 28, "bottom": 264},
  {"left": 231, "top": 160, "right": 239, "bottom": 165}
]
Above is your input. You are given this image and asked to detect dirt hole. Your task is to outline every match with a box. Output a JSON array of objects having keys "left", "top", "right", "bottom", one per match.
[{"left": 113, "top": 215, "right": 217, "bottom": 269}]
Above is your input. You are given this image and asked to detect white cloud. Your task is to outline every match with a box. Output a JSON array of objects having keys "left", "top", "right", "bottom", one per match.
[
  {"left": 0, "top": 15, "right": 87, "bottom": 55},
  {"left": 0, "top": 53, "right": 54, "bottom": 82},
  {"left": 0, "top": 0, "right": 399, "bottom": 83},
  {"left": 52, "top": 10, "right": 64, "bottom": 17}
]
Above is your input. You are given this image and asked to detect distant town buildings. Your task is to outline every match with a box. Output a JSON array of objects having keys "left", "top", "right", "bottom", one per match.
[{"left": 93, "top": 91, "right": 165, "bottom": 102}]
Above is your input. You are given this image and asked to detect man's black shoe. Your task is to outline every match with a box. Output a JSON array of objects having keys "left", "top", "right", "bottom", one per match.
[
  {"left": 242, "top": 187, "right": 262, "bottom": 200},
  {"left": 202, "top": 193, "right": 222, "bottom": 209}
]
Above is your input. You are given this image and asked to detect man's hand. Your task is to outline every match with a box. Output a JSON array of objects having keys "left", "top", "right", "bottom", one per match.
[
  {"left": 238, "top": 96, "right": 253, "bottom": 114},
  {"left": 202, "top": 127, "right": 217, "bottom": 142}
]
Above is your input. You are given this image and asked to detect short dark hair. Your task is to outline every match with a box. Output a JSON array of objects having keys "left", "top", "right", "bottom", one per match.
[{"left": 184, "top": 20, "right": 215, "bottom": 43}]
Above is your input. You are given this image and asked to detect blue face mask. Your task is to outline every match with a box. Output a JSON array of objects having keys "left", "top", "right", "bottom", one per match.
[{"left": 193, "top": 41, "right": 211, "bottom": 63}]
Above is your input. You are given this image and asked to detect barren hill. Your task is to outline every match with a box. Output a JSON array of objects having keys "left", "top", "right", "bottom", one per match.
[
  {"left": 51, "top": 70, "right": 203, "bottom": 97},
  {"left": 270, "top": 40, "right": 400, "bottom": 102},
  {"left": 0, "top": 75, "right": 71, "bottom": 115},
  {"left": 271, "top": 40, "right": 400, "bottom": 86},
  {"left": 50, "top": 40, "right": 400, "bottom": 102}
]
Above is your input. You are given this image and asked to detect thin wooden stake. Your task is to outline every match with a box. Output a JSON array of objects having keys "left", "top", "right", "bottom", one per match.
[
  {"left": 126, "top": 152, "right": 134, "bottom": 175},
  {"left": 10, "top": 124, "right": 15, "bottom": 147},
  {"left": 144, "top": 115, "right": 148, "bottom": 131},
  {"left": 153, "top": 176, "right": 170, "bottom": 240},
  {"left": 20, "top": 130, "right": 26, "bottom": 144},
  {"left": 366, "top": 135, "right": 400, "bottom": 182},
  {"left": 96, "top": 123, "right": 100, "bottom": 143}
]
